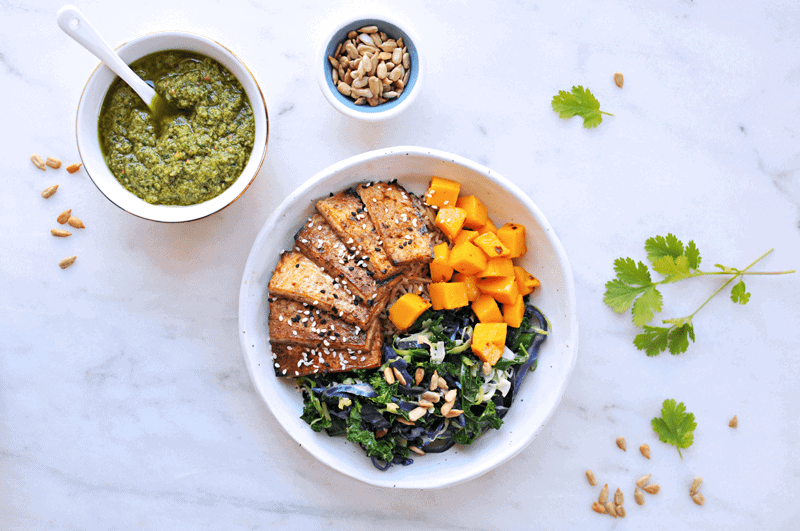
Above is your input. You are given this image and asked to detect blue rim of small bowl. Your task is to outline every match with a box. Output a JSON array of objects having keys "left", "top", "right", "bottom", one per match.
[{"left": 317, "top": 14, "right": 422, "bottom": 120}]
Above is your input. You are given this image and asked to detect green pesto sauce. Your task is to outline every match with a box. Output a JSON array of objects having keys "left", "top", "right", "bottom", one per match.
[{"left": 98, "top": 50, "right": 255, "bottom": 206}]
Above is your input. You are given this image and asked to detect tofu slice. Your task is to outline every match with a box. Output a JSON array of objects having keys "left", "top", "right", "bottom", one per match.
[
  {"left": 269, "top": 298, "right": 377, "bottom": 351},
  {"left": 267, "top": 251, "right": 387, "bottom": 329},
  {"left": 294, "top": 214, "right": 403, "bottom": 301},
  {"left": 271, "top": 325, "right": 383, "bottom": 378},
  {"left": 356, "top": 181, "right": 434, "bottom": 267},
  {"left": 315, "top": 188, "right": 404, "bottom": 280}
]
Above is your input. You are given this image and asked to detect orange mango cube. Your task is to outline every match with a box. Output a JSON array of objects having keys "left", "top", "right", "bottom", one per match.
[
  {"left": 455, "top": 195, "right": 488, "bottom": 230},
  {"left": 388, "top": 293, "right": 431, "bottom": 330},
  {"left": 435, "top": 207, "right": 467, "bottom": 241},
  {"left": 472, "top": 323, "right": 508, "bottom": 365},
  {"left": 429, "top": 282, "right": 469, "bottom": 310},
  {"left": 473, "top": 232, "right": 511, "bottom": 258},
  {"left": 514, "top": 265, "right": 540, "bottom": 295},
  {"left": 472, "top": 294, "right": 504, "bottom": 323},
  {"left": 477, "top": 275, "right": 519, "bottom": 305},
  {"left": 503, "top": 294, "right": 525, "bottom": 328},
  {"left": 448, "top": 241, "right": 488, "bottom": 276},
  {"left": 430, "top": 243, "right": 454, "bottom": 282},
  {"left": 478, "top": 257, "right": 515, "bottom": 279},
  {"left": 425, "top": 176, "right": 460, "bottom": 209},
  {"left": 496, "top": 223, "right": 527, "bottom": 258},
  {"left": 454, "top": 229, "right": 478, "bottom": 246}
]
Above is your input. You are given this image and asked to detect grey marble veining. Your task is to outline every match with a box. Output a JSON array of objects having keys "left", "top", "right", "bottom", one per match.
[{"left": 1, "top": 1, "right": 799, "bottom": 529}]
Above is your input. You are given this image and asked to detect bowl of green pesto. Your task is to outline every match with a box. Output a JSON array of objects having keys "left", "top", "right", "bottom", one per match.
[{"left": 76, "top": 32, "right": 268, "bottom": 222}]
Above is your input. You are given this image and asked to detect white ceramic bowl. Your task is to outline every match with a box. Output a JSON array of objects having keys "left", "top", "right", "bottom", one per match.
[
  {"left": 316, "top": 14, "right": 423, "bottom": 121},
  {"left": 76, "top": 31, "right": 269, "bottom": 223},
  {"left": 238, "top": 146, "right": 578, "bottom": 488}
]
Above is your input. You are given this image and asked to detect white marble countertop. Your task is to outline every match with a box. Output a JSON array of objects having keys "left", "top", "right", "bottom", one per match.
[{"left": 2, "top": 1, "right": 799, "bottom": 529}]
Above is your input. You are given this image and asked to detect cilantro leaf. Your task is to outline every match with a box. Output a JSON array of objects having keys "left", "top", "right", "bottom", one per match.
[
  {"left": 603, "top": 258, "right": 655, "bottom": 314},
  {"left": 651, "top": 255, "right": 693, "bottom": 283},
  {"left": 651, "top": 399, "right": 697, "bottom": 458},
  {"left": 633, "top": 325, "right": 669, "bottom": 356},
  {"left": 685, "top": 241, "right": 702, "bottom": 269},
  {"left": 551, "top": 86, "right": 612, "bottom": 128},
  {"left": 663, "top": 318, "right": 695, "bottom": 354},
  {"left": 633, "top": 319, "right": 694, "bottom": 356},
  {"left": 614, "top": 257, "right": 652, "bottom": 286},
  {"left": 631, "top": 286, "right": 663, "bottom": 327},
  {"left": 731, "top": 279, "right": 750, "bottom": 304},
  {"left": 645, "top": 234, "right": 685, "bottom": 263}
]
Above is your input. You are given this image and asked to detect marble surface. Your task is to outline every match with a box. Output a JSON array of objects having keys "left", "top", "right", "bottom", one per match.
[{"left": 2, "top": 0, "right": 799, "bottom": 529}]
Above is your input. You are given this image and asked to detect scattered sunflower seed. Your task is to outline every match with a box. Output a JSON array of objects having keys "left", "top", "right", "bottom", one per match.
[
  {"left": 616, "top": 505, "right": 626, "bottom": 518},
  {"left": 643, "top": 483, "right": 661, "bottom": 495},
  {"left": 614, "top": 71, "right": 624, "bottom": 88},
  {"left": 640, "top": 443, "right": 651, "bottom": 459},
  {"left": 57, "top": 209, "right": 72, "bottom": 224},
  {"left": 634, "top": 487, "right": 645, "bottom": 505},
  {"left": 605, "top": 502, "right": 618, "bottom": 518},
  {"left": 58, "top": 255, "right": 77, "bottom": 269},
  {"left": 31, "top": 154, "right": 46, "bottom": 170},
  {"left": 51, "top": 228, "right": 71, "bottom": 237},
  {"left": 66, "top": 163, "right": 82, "bottom": 174},
  {"left": 636, "top": 474, "right": 652, "bottom": 488},
  {"left": 67, "top": 216, "right": 85, "bottom": 229},
  {"left": 41, "top": 185, "right": 58, "bottom": 199},
  {"left": 614, "top": 488, "right": 624, "bottom": 506},
  {"left": 45, "top": 156, "right": 62, "bottom": 169},
  {"left": 729, "top": 415, "right": 738, "bottom": 428},
  {"left": 692, "top": 492, "right": 705, "bottom": 506},
  {"left": 690, "top": 477, "right": 703, "bottom": 497},
  {"left": 591, "top": 501, "right": 606, "bottom": 514},
  {"left": 598, "top": 484, "right": 609, "bottom": 504},
  {"left": 586, "top": 469, "right": 598, "bottom": 486},
  {"left": 616, "top": 436, "right": 627, "bottom": 451},
  {"left": 414, "top": 367, "right": 424, "bottom": 385}
]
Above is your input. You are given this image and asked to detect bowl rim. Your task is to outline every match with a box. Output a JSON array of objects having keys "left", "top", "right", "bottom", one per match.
[
  {"left": 238, "top": 145, "right": 579, "bottom": 488},
  {"left": 316, "top": 14, "right": 423, "bottom": 121},
  {"left": 75, "top": 30, "right": 269, "bottom": 223}
]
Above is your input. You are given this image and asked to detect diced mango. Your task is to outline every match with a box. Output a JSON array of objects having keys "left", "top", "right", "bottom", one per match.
[
  {"left": 478, "top": 257, "right": 514, "bottom": 279},
  {"left": 453, "top": 229, "right": 478, "bottom": 246},
  {"left": 473, "top": 232, "right": 511, "bottom": 258},
  {"left": 514, "top": 265, "right": 541, "bottom": 295},
  {"left": 388, "top": 293, "right": 431, "bottom": 331},
  {"left": 430, "top": 243, "right": 454, "bottom": 282},
  {"left": 425, "top": 176, "right": 460, "bottom": 209},
  {"left": 497, "top": 223, "right": 527, "bottom": 258},
  {"left": 503, "top": 294, "right": 525, "bottom": 328},
  {"left": 435, "top": 207, "right": 467, "bottom": 241},
  {"left": 476, "top": 217, "right": 498, "bottom": 235},
  {"left": 472, "top": 323, "right": 508, "bottom": 365},
  {"left": 472, "top": 294, "right": 504, "bottom": 323},
  {"left": 448, "top": 241, "right": 488, "bottom": 276},
  {"left": 455, "top": 195, "right": 488, "bottom": 230},
  {"left": 477, "top": 275, "right": 519, "bottom": 305},
  {"left": 453, "top": 272, "right": 480, "bottom": 301},
  {"left": 429, "top": 282, "right": 469, "bottom": 310}
]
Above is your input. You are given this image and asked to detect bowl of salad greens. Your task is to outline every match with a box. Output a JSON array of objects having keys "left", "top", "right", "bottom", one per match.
[{"left": 239, "top": 146, "right": 578, "bottom": 488}]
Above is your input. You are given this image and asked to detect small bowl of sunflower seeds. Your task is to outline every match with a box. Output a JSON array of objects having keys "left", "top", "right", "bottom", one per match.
[{"left": 317, "top": 14, "right": 423, "bottom": 121}]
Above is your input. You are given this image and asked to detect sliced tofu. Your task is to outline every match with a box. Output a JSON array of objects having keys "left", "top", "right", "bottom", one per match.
[
  {"left": 356, "top": 181, "right": 434, "bottom": 267},
  {"left": 294, "top": 214, "right": 402, "bottom": 302},
  {"left": 268, "top": 251, "right": 388, "bottom": 328},
  {"left": 268, "top": 298, "right": 377, "bottom": 350},
  {"left": 271, "top": 326, "right": 383, "bottom": 377},
  {"left": 315, "top": 189, "right": 404, "bottom": 280}
]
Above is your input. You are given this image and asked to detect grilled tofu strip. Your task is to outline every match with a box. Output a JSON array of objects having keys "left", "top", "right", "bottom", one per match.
[
  {"left": 269, "top": 298, "right": 377, "bottom": 350},
  {"left": 356, "top": 181, "right": 434, "bottom": 267},
  {"left": 271, "top": 326, "right": 383, "bottom": 377},
  {"left": 315, "top": 188, "right": 404, "bottom": 280},
  {"left": 267, "top": 251, "right": 387, "bottom": 328},
  {"left": 294, "top": 214, "right": 403, "bottom": 301}
]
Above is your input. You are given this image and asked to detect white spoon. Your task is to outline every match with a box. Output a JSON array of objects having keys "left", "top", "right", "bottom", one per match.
[{"left": 57, "top": 4, "right": 158, "bottom": 109}]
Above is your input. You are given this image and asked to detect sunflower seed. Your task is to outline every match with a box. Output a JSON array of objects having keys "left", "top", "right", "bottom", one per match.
[
  {"left": 57, "top": 209, "right": 72, "bottom": 224},
  {"left": 605, "top": 502, "right": 617, "bottom": 518},
  {"left": 616, "top": 436, "right": 627, "bottom": 451},
  {"left": 59, "top": 255, "right": 77, "bottom": 269},
  {"left": 591, "top": 501, "right": 606, "bottom": 514},
  {"left": 692, "top": 493, "right": 705, "bottom": 506},
  {"left": 440, "top": 400, "right": 453, "bottom": 417},
  {"left": 615, "top": 488, "right": 624, "bottom": 505},
  {"left": 358, "top": 25, "right": 378, "bottom": 33},
  {"left": 643, "top": 484, "right": 660, "bottom": 495},
  {"left": 616, "top": 505, "right": 626, "bottom": 518},
  {"left": 66, "top": 163, "right": 82, "bottom": 174},
  {"left": 337, "top": 82, "right": 352, "bottom": 96},
  {"left": 636, "top": 474, "right": 651, "bottom": 488},
  {"left": 409, "top": 445, "right": 425, "bottom": 455},
  {"left": 31, "top": 154, "right": 46, "bottom": 170},
  {"left": 443, "top": 408, "right": 463, "bottom": 418},
  {"left": 690, "top": 477, "right": 703, "bottom": 496},
  {"left": 429, "top": 371, "right": 439, "bottom": 391},
  {"left": 392, "top": 366, "right": 407, "bottom": 386},
  {"left": 392, "top": 47, "right": 402, "bottom": 65},
  {"left": 640, "top": 443, "right": 651, "bottom": 459},
  {"left": 67, "top": 216, "right": 85, "bottom": 229},
  {"left": 598, "top": 484, "right": 609, "bottom": 504},
  {"left": 414, "top": 367, "right": 425, "bottom": 385},
  {"left": 634, "top": 488, "right": 645, "bottom": 505},
  {"left": 421, "top": 391, "right": 440, "bottom": 403},
  {"left": 444, "top": 388, "right": 457, "bottom": 403},
  {"left": 408, "top": 406, "right": 426, "bottom": 422},
  {"left": 41, "top": 185, "right": 58, "bottom": 198},
  {"left": 585, "top": 469, "right": 597, "bottom": 486},
  {"left": 614, "top": 71, "right": 624, "bottom": 88},
  {"left": 358, "top": 33, "right": 374, "bottom": 46},
  {"left": 383, "top": 366, "right": 395, "bottom": 384},
  {"left": 51, "top": 228, "right": 71, "bottom": 237},
  {"left": 328, "top": 56, "right": 339, "bottom": 68},
  {"left": 46, "top": 156, "right": 62, "bottom": 169},
  {"left": 729, "top": 415, "right": 738, "bottom": 428}
]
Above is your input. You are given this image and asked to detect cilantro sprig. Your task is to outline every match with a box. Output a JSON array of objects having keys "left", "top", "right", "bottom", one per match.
[
  {"left": 651, "top": 399, "right": 696, "bottom": 459},
  {"left": 551, "top": 86, "right": 613, "bottom": 128},
  {"left": 605, "top": 234, "right": 795, "bottom": 356}
]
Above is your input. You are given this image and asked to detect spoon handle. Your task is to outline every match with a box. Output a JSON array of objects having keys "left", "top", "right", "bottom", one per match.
[{"left": 57, "top": 5, "right": 156, "bottom": 106}]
